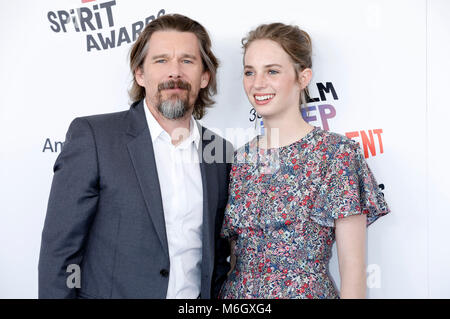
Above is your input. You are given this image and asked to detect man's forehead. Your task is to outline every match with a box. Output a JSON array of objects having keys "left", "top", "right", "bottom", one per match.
[{"left": 147, "top": 30, "right": 201, "bottom": 55}]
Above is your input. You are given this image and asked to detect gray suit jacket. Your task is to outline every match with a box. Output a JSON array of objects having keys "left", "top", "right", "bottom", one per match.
[{"left": 38, "top": 100, "right": 232, "bottom": 298}]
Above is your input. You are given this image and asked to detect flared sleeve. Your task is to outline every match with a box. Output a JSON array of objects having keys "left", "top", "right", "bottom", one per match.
[{"left": 310, "top": 140, "right": 390, "bottom": 227}]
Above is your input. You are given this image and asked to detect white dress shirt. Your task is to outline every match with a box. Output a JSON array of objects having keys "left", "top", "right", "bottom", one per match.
[{"left": 143, "top": 100, "right": 203, "bottom": 299}]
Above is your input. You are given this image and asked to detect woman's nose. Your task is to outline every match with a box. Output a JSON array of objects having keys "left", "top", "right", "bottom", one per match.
[{"left": 253, "top": 73, "right": 267, "bottom": 89}]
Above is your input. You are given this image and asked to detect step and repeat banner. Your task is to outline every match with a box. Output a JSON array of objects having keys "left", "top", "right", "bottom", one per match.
[{"left": 0, "top": 0, "right": 449, "bottom": 298}]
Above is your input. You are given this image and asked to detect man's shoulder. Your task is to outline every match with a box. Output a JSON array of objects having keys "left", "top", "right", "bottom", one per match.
[
  {"left": 78, "top": 109, "right": 129, "bottom": 127},
  {"left": 198, "top": 124, "right": 234, "bottom": 164},
  {"left": 199, "top": 125, "right": 233, "bottom": 149},
  {"left": 67, "top": 105, "right": 136, "bottom": 136}
]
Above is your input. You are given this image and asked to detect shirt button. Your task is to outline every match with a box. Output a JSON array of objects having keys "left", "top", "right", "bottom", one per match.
[{"left": 160, "top": 269, "right": 169, "bottom": 277}]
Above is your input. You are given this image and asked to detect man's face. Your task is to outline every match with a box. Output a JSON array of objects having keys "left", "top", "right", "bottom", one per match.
[{"left": 135, "top": 30, "right": 210, "bottom": 120}]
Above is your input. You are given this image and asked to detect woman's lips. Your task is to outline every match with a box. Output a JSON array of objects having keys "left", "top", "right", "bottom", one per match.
[{"left": 254, "top": 94, "right": 275, "bottom": 105}]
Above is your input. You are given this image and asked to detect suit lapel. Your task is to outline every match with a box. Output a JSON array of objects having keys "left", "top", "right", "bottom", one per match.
[
  {"left": 126, "top": 101, "right": 169, "bottom": 258},
  {"left": 197, "top": 125, "right": 219, "bottom": 280},
  {"left": 124, "top": 104, "right": 219, "bottom": 272}
]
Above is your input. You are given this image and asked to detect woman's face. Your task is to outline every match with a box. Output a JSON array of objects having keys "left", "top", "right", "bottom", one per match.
[{"left": 243, "top": 39, "right": 302, "bottom": 120}]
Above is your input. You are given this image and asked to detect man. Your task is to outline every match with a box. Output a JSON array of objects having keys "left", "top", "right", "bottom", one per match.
[{"left": 38, "top": 14, "right": 232, "bottom": 299}]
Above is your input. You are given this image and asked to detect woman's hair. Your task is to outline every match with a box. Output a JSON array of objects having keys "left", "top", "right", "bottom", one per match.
[
  {"left": 129, "top": 14, "right": 219, "bottom": 119},
  {"left": 242, "top": 23, "right": 313, "bottom": 109}
]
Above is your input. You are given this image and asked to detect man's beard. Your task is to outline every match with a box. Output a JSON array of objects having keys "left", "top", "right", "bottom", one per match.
[{"left": 156, "top": 79, "right": 192, "bottom": 120}]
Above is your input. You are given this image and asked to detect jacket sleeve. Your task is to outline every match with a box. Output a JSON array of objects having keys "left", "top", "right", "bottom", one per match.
[
  {"left": 211, "top": 141, "right": 234, "bottom": 298},
  {"left": 212, "top": 197, "right": 231, "bottom": 298},
  {"left": 38, "top": 117, "right": 99, "bottom": 298}
]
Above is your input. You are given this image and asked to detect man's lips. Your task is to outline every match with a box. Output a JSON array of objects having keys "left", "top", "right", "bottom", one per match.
[
  {"left": 162, "top": 87, "right": 186, "bottom": 92},
  {"left": 158, "top": 79, "right": 191, "bottom": 92},
  {"left": 160, "top": 87, "right": 189, "bottom": 96},
  {"left": 253, "top": 93, "right": 275, "bottom": 105}
]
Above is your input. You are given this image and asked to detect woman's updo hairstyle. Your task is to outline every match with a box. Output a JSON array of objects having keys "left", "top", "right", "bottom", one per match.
[{"left": 242, "top": 23, "right": 313, "bottom": 110}]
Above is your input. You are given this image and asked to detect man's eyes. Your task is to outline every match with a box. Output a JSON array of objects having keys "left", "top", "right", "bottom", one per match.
[{"left": 154, "top": 59, "right": 193, "bottom": 64}]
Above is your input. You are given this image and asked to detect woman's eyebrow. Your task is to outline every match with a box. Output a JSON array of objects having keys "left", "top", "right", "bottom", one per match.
[{"left": 244, "top": 64, "right": 282, "bottom": 68}]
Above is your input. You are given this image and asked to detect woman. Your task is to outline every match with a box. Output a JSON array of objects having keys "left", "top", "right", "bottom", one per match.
[{"left": 219, "top": 23, "right": 390, "bottom": 299}]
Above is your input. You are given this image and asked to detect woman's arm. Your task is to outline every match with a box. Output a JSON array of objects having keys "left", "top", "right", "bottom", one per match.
[
  {"left": 228, "top": 240, "right": 236, "bottom": 276},
  {"left": 335, "top": 213, "right": 367, "bottom": 298}
]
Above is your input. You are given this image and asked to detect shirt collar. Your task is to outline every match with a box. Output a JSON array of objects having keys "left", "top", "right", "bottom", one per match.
[{"left": 143, "top": 99, "right": 200, "bottom": 149}]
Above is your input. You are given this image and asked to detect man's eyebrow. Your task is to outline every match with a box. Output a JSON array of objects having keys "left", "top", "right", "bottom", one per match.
[
  {"left": 151, "top": 54, "right": 169, "bottom": 60},
  {"left": 150, "top": 54, "right": 198, "bottom": 60},
  {"left": 180, "top": 53, "right": 197, "bottom": 60}
]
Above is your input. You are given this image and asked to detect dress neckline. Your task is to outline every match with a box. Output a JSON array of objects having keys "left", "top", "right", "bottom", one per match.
[{"left": 255, "top": 126, "right": 320, "bottom": 151}]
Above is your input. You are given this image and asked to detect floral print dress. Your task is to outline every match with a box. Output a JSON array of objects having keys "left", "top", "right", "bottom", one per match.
[{"left": 219, "top": 127, "right": 390, "bottom": 299}]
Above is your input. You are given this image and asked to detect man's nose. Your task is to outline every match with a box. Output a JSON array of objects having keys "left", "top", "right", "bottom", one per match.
[{"left": 168, "top": 61, "right": 182, "bottom": 79}]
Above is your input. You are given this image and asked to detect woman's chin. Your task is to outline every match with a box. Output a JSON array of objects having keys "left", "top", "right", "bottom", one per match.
[{"left": 253, "top": 107, "right": 276, "bottom": 120}]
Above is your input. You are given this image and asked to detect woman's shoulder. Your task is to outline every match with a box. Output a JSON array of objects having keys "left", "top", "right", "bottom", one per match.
[
  {"left": 232, "top": 136, "right": 259, "bottom": 163},
  {"left": 234, "top": 138, "right": 255, "bottom": 154},
  {"left": 313, "top": 127, "right": 360, "bottom": 156}
]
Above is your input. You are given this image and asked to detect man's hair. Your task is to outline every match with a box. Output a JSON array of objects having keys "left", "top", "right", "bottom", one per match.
[{"left": 129, "top": 14, "right": 219, "bottom": 119}]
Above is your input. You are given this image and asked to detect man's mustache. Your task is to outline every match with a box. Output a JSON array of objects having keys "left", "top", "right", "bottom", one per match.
[{"left": 158, "top": 79, "right": 191, "bottom": 92}]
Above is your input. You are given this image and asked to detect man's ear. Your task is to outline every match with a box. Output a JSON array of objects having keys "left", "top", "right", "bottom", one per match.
[
  {"left": 200, "top": 71, "right": 210, "bottom": 89},
  {"left": 135, "top": 67, "right": 145, "bottom": 87}
]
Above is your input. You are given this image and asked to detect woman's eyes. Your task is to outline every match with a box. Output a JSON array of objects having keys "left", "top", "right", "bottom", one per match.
[{"left": 244, "top": 70, "right": 279, "bottom": 76}]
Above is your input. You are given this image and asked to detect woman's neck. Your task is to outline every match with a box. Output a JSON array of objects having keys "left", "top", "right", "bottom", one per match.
[{"left": 260, "top": 108, "right": 314, "bottom": 149}]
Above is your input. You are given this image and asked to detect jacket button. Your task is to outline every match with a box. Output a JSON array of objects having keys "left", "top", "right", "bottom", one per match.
[{"left": 160, "top": 269, "right": 169, "bottom": 277}]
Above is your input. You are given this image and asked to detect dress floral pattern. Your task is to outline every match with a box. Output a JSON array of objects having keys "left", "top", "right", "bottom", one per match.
[{"left": 219, "top": 127, "right": 390, "bottom": 299}]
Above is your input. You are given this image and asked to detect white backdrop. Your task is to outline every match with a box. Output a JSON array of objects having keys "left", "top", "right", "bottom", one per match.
[{"left": 0, "top": 0, "right": 449, "bottom": 298}]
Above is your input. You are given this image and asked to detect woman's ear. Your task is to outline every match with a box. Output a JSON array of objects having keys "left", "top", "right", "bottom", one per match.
[{"left": 298, "top": 68, "right": 313, "bottom": 90}]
